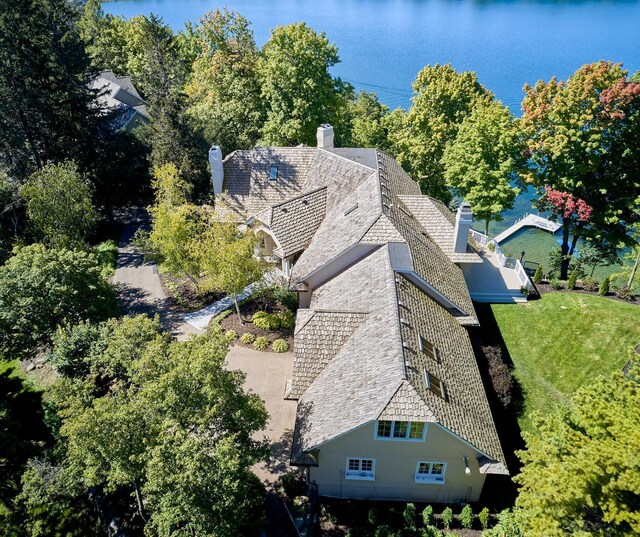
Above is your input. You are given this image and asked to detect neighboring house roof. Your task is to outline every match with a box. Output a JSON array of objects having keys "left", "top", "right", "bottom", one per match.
[
  {"left": 89, "top": 71, "right": 149, "bottom": 131},
  {"left": 216, "top": 143, "right": 507, "bottom": 475}
]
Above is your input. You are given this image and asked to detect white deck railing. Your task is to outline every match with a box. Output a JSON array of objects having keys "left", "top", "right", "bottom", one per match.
[
  {"left": 490, "top": 240, "right": 532, "bottom": 291},
  {"left": 469, "top": 229, "right": 489, "bottom": 246}
]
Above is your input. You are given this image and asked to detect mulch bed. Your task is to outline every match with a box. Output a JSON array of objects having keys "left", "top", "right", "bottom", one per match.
[
  {"left": 158, "top": 273, "right": 224, "bottom": 312},
  {"left": 219, "top": 295, "right": 294, "bottom": 350},
  {"left": 534, "top": 281, "right": 638, "bottom": 305}
]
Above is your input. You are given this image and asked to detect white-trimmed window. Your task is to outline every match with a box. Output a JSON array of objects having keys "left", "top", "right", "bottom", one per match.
[
  {"left": 375, "top": 420, "right": 426, "bottom": 441},
  {"left": 345, "top": 458, "right": 375, "bottom": 480},
  {"left": 415, "top": 461, "right": 447, "bottom": 483},
  {"left": 419, "top": 336, "right": 440, "bottom": 362}
]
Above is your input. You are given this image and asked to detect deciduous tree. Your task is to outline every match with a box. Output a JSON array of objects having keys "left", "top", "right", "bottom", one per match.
[
  {"left": 520, "top": 61, "right": 640, "bottom": 279},
  {"left": 390, "top": 64, "right": 489, "bottom": 201},
  {"left": 53, "top": 317, "right": 268, "bottom": 536},
  {"left": 515, "top": 367, "right": 640, "bottom": 536},
  {"left": 442, "top": 98, "right": 522, "bottom": 235},
  {"left": 258, "top": 23, "right": 347, "bottom": 146},
  {"left": 0, "top": 244, "right": 117, "bottom": 359},
  {"left": 21, "top": 162, "right": 98, "bottom": 249},
  {"left": 186, "top": 9, "right": 264, "bottom": 153}
]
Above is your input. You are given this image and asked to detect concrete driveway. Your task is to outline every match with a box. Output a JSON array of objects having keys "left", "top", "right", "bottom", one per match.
[{"left": 225, "top": 345, "right": 298, "bottom": 486}]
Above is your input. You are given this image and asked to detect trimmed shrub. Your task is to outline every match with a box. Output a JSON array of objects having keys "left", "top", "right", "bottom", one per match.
[
  {"left": 251, "top": 311, "right": 276, "bottom": 330},
  {"left": 460, "top": 504, "right": 474, "bottom": 529},
  {"left": 422, "top": 505, "right": 434, "bottom": 527},
  {"left": 441, "top": 507, "right": 453, "bottom": 529},
  {"left": 583, "top": 277, "right": 599, "bottom": 292},
  {"left": 532, "top": 265, "right": 543, "bottom": 284},
  {"left": 240, "top": 332, "right": 256, "bottom": 345},
  {"left": 225, "top": 329, "right": 238, "bottom": 341},
  {"left": 403, "top": 502, "right": 417, "bottom": 529},
  {"left": 616, "top": 285, "right": 633, "bottom": 301},
  {"left": 253, "top": 336, "right": 270, "bottom": 351},
  {"left": 367, "top": 506, "right": 378, "bottom": 526},
  {"left": 599, "top": 275, "right": 610, "bottom": 296},
  {"left": 274, "top": 286, "right": 298, "bottom": 311},
  {"left": 488, "top": 242, "right": 496, "bottom": 252},
  {"left": 567, "top": 269, "right": 579, "bottom": 290},
  {"left": 277, "top": 310, "right": 296, "bottom": 329},
  {"left": 550, "top": 278, "right": 563, "bottom": 290},
  {"left": 272, "top": 339, "right": 289, "bottom": 353},
  {"left": 478, "top": 507, "right": 490, "bottom": 530},
  {"left": 482, "top": 346, "right": 513, "bottom": 407}
]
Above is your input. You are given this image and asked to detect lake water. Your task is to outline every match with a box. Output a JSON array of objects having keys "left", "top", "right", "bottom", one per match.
[{"left": 104, "top": 0, "right": 639, "bottom": 276}]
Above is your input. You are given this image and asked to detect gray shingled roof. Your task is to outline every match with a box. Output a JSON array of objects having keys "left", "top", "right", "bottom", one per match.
[
  {"left": 290, "top": 246, "right": 507, "bottom": 473},
  {"left": 221, "top": 147, "right": 317, "bottom": 219},
  {"left": 398, "top": 195, "right": 482, "bottom": 264},
  {"left": 395, "top": 274, "right": 507, "bottom": 471},
  {"left": 289, "top": 310, "right": 368, "bottom": 399},
  {"left": 255, "top": 188, "right": 328, "bottom": 258}
]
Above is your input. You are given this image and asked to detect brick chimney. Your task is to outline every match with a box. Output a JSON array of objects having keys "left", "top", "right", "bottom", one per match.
[
  {"left": 453, "top": 202, "right": 473, "bottom": 253},
  {"left": 209, "top": 145, "right": 224, "bottom": 195},
  {"left": 317, "top": 124, "right": 334, "bottom": 149}
]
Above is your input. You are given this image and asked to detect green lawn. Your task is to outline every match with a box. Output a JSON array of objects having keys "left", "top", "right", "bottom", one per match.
[{"left": 492, "top": 292, "right": 640, "bottom": 434}]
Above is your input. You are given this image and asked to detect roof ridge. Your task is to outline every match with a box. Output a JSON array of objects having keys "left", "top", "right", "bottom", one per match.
[{"left": 320, "top": 148, "right": 377, "bottom": 172}]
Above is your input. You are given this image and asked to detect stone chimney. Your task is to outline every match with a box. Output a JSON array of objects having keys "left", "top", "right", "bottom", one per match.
[
  {"left": 209, "top": 145, "right": 224, "bottom": 196},
  {"left": 453, "top": 202, "right": 473, "bottom": 253},
  {"left": 316, "top": 124, "right": 334, "bottom": 149}
]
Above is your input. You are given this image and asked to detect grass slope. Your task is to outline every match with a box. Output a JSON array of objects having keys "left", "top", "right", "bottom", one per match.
[{"left": 492, "top": 292, "right": 640, "bottom": 433}]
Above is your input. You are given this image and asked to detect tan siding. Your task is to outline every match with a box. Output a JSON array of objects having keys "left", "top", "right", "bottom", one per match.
[{"left": 309, "top": 422, "right": 486, "bottom": 502}]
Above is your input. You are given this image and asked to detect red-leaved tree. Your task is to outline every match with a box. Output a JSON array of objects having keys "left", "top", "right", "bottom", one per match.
[{"left": 520, "top": 61, "right": 640, "bottom": 279}]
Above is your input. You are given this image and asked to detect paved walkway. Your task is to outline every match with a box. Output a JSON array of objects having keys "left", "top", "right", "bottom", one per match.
[
  {"left": 113, "top": 208, "right": 200, "bottom": 340},
  {"left": 225, "top": 345, "right": 298, "bottom": 486}
]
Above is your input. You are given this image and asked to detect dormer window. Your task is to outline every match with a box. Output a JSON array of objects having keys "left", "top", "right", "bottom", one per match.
[
  {"left": 419, "top": 336, "right": 439, "bottom": 362},
  {"left": 425, "top": 370, "right": 446, "bottom": 399},
  {"left": 269, "top": 166, "right": 278, "bottom": 180}
]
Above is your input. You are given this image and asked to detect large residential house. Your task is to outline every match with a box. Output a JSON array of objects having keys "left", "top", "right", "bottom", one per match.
[
  {"left": 89, "top": 71, "right": 149, "bottom": 132},
  {"left": 210, "top": 126, "right": 508, "bottom": 503}
]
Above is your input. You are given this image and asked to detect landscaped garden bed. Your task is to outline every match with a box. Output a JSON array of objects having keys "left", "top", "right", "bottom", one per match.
[
  {"left": 215, "top": 288, "right": 296, "bottom": 352},
  {"left": 158, "top": 272, "right": 224, "bottom": 312}
]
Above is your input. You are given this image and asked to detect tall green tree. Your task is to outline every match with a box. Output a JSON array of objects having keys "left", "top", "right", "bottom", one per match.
[
  {"left": 129, "top": 14, "right": 208, "bottom": 193},
  {"left": 520, "top": 61, "right": 640, "bottom": 279},
  {"left": 442, "top": 98, "right": 522, "bottom": 235},
  {"left": 390, "top": 64, "right": 489, "bottom": 202},
  {"left": 52, "top": 316, "right": 268, "bottom": 536},
  {"left": 342, "top": 90, "right": 392, "bottom": 151},
  {"left": 0, "top": 244, "right": 117, "bottom": 359},
  {"left": 0, "top": 0, "right": 99, "bottom": 178},
  {"left": 515, "top": 367, "right": 640, "bottom": 536},
  {"left": 258, "top": 23, "right": 347, "bottom": 146},
  {"left": 186, "top": 9, "right": 264, "bottom": 153},
  {"left": 21, "top": 162, "right": 98, "bottom": 249}
]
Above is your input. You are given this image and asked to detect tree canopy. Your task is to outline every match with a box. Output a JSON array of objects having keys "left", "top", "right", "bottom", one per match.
[
  {"left": 0, "top": 0, "right": 99, "bottom": 178},
  {"left": 258, "top": 23, "right": 347, "bottom": 146},
  {"left": 390, "top": 64, "right": 489, "bottom": 202},
  {"left": 515, "top": 367, "right": 640, "bottom": 536},
  {"left": 0, "top": 244, "right": 117, "bottom": 360},
  {"left": 50, "top": 315, "right": 269, "bottom": 536},
  {"left": 520, "top": 61, "right": 640, "bottom": 279},
  {"left": 186, "top": 9, "right": 264, "bottom": 154},
  {"left": 21, "top": 162, "right": 98, "bottom": 248},
  {"left": 442, "top": 98, "right": 522, "bottom": 235}
]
